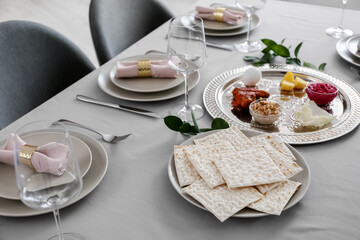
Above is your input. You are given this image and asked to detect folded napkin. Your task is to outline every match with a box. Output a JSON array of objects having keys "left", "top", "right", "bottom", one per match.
[
  {"left": 115, "top": 57, "right": 180, "bottom": 79},
  {"left": 195, "top": 6, "right": 246, "bottom": 25},
  {"left": 0, "top": 134, "right": 68, "bottom": 176}
]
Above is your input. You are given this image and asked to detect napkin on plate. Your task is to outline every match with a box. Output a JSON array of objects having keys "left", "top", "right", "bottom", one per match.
[
  {"left": 0, "top": 134, "right": 68, "bottom": 176},
  {"left": 195, "top": 6, "right": 246, "bottom": 25},
  {"left": 115, "top": 57, "right": 180, "bottom": 79}
]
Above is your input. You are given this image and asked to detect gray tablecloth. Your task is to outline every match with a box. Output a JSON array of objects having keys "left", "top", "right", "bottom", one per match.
[{"left": 1, "top": 0, "right": 360, "bottom": 239}]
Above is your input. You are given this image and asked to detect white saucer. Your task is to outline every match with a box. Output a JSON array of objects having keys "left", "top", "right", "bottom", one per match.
[
  {"left": 110, "top": 55, "right": 185, "bottom": 93},
  {"left": 346, "top": 35, "right": 360, "bottom": 59},
  {"left": 0, "top": 130, "right": 108, "bottom": 217},
  {"left": 98, "top": 61, "right": 200, "bottom": 102},
  {"left": 204, "top": 14, "right": 260, "bottom": 37},
  {"left": 0, "top": 132, "right": 92, "bottom": 200},
  {"left": 336, "top": 36, "right": 360, "bottom": 67}
]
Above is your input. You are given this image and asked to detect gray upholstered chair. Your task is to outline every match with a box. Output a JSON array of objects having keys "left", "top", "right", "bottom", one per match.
[
  {"left": 89, "top": 0, "right": 173, "bottom": 65},
  {"left": 0, "top": 20, "right": 95, "bottom": 129}
]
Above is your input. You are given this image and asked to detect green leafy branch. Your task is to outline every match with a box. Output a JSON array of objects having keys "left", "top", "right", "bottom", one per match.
[
  {"left": 164, "top": 111, "right": 229, "bottom": 135},
  {"left": 243, "top": 38, "right": 326, "bottom": 71}
]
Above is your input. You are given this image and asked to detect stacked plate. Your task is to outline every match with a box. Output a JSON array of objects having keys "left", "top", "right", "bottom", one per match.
[
  {"left": 202, "top": 13, "right": 261, "bottom": 37},
  {"left": 97, "top": 55, "right": 200, "bottom": 102},
  {"left": 336, "top": 34, "right": 360, "bottom": 67},
  {"left": 0, "top": 130, "right": 108, "bottom": 217}
]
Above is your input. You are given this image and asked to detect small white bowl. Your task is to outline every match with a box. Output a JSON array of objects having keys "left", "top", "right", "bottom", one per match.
[{"left": 249, "top": 99, "right": 283, "bottom": 125}]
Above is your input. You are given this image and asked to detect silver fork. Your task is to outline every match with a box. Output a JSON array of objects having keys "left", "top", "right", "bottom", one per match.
[{"left": 56, "top": 119, "right": 131, "bottom": 143}]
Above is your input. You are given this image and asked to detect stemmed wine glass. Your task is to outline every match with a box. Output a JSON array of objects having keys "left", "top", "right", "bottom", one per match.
[
  {"left": 325, "top": 0, "right": 353, "bottom": 38},
  {"left": 13, "top": 120, "right": 83, "bottom": 240},
  {"left": 234, "top": 0, "right": 266, "bottom": 53},
  {"left": 167, "top": 15, "right": 207, "bottom": 121}
]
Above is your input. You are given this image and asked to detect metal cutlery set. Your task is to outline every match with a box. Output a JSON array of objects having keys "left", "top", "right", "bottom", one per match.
[{"left": 59, "top": 95, "right": 162, "bottom": 143}]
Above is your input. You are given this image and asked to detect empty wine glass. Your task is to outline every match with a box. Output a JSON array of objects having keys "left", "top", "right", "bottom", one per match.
[
  {"left": 234, "top": 0, "right": 266, "bottom": 53},
  {"left": 325, "top": 0, "right": 353, "bottom": 38},
  {"left": 167, "top": 15, "right": 207, "bottom": 121},
  {"left": 13, "top": 120, "right": 83, "bottom": 240}
]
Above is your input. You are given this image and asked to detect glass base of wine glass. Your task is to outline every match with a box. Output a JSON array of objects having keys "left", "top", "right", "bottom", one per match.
[
  {"left": 234, "top": 40, "right": 262, "bottom": 53},
  {"left": 170, "top": 103, "right": 204, "bottom": 122},
  {"left": 48, "top": 232, "right": 84, "bottom": 240},
  {"left": 325, "top": 27, "right": 353, "bottom": 38}
]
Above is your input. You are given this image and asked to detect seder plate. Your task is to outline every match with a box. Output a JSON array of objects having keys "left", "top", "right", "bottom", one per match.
[
  {"left": 203, "top": 64, "right": 360, "bottom": 144},
  {"left": 167, "top": 130, "right": 310, "bottom": 218}
]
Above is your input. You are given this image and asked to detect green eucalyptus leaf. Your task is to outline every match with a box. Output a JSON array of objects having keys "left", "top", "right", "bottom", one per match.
[
  {"left": 286, "top": 57, "right": 301, "bottom": 65},
  {"left": 294, "top": 42, "right": 303, "bottom": 58},
  {"left": 179, "top": 122, "right": 192, "bottom": 133},
  {"left": 318, "top": 63, "right": 327, "bottom": 71},
  {"left": 280, "top": 38, "right": 286, "bottom": 44},
  {"left": 252, "top": 61, "right": 266, "bottom": 66},
  {"left": 243, "top": 56, "right": 261, "bottom": 62},
  {"left": 261, "top": 47, "right": 271, "bottom": 54},
  {"left": 261, "top": 39, "right": 277, "bottom": 48},
  {"left": 211, "top": 118, "right": 230, "bottom": 130},
  {"left": 199, "top": 128, "right": 213, "bottom": 132},
  {"left": 164, "top": 116, "right": 183, "bottom": 131},
  {"left": 272, "top": 44, "right": 290, "bottom": 57},
  {"left": 261, "top": 52, "right": 273, "bottom": 63},
  {"left": 303, "top": 62, "right": 317, "bottom": 69}
]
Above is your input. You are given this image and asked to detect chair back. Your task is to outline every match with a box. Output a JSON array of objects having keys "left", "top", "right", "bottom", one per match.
[
  {"left": 89, "top": 0, "right": 173, "bottom": 65},
  {"left": 0, "top": 20, "right": 95, "bottom": 129}
]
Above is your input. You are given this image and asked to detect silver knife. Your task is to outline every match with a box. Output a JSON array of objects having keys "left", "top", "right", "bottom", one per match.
[
  {"left": 76, "top": 95, "right": 162, "bottom": 118},
  {"left": 164, "top": 34, "right": 234, "bottom": 51}
]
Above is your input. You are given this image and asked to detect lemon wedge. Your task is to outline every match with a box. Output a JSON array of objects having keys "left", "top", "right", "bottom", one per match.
[
  {"left": 281, "top": 71, "right": 295, "bottom": 84},
  {"left": 294, "top": 77, "right": 307, "bottom": 89}
]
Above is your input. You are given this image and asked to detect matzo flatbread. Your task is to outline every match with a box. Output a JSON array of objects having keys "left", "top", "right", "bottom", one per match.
[
  {"left": 248, "top": 180, "right": 301, "bottom": 215},
  {"left": 214, "top": 148, "right": 287, "bottom": 188},
  {"left": 194, "top": 126, "right": 252, "bottom": 151},
  {"left": 183, "top": 179, "right": 263, "bottom": 222},
  {"left": 256, "top": 182, "right": 283, "bottom": 194},
  {"left": 185, "top": 141, "right": 236, "bottom": 188},
  {"left": 174, "top": 146, "right": 201, "bottom": 187},
  {"left": 250, "top": 133, "right": 296, "bottom": 161},
  {"left": 262, "top": 143, "right": 303, "bottom": 179}
]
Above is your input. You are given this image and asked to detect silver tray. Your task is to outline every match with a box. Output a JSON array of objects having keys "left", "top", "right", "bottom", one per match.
[{"left": 203, "top": 64, "right": 360, "bottom": 144}]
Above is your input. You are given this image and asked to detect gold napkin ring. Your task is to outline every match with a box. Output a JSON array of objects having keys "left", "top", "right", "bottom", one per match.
[
  {"left": 19, "top": 144, "right": 38, "bottom": 171},
  {"left": 213, "top": 7, "right": 226, "bottom": 22},
  {"left": 137, "top": 60, "right": 152, "bottom": 77}
]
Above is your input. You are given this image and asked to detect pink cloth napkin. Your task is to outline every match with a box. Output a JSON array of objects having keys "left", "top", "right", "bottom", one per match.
[
  {"left": 115, "top": 57, "right": 180, "bottom": 78},
  {"left": 0, "top": 134, "right": 68, "bottom": 176},
  {"left": 196, "top": 6, "right": 246, "bottom": 25}
]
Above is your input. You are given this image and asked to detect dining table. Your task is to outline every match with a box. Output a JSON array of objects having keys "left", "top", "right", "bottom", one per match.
[{"left": 1, "top": 0, "right": 360, "bottom": 239}]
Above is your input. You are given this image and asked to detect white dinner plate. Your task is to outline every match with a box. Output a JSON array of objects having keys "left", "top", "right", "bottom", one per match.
[
  {"left": 98, "top": 61, "right": 200, "bottom": 102},
  {"left": 203, "top": 18, "right": 247, "bottom": 31},
  {"left": 168, "top": 130, "right": 311, "bottom": 218},
  {"left": 110, "top": 55, "right": 185, "bottom": 93},
  {"left": 204, "top": 13, "right": 260, "bottom": 37},
  {"left": 346, "top": 34, "right": 360, "bottom": 59},
  {"left": 0, "top": 130, "right": 108, "bottom": 217},
  {"left": 336, "top": 36, "right": 360, "bottom": 67},
  {"left": 0, "top": 132, "right": 92, "bottom": 200}
]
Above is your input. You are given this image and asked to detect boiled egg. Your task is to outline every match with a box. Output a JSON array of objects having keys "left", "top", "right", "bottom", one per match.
[{"left": 242, "top": 67, "right": 262, "bottom": 87}]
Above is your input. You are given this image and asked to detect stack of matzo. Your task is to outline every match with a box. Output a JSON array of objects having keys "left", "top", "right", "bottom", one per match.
[{"left": 173, "top": 126, "right": 303, "bottom": 222}]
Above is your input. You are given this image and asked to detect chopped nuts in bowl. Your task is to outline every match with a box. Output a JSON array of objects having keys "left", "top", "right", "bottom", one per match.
[{"left": 249, "top": 99, "right": 283, "bottom": 125}]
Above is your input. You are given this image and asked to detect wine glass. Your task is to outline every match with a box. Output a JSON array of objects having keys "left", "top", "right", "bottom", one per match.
[
  {"left": 325, "top": 0, "right": 353, "bottom": 38},
  {"left": 234, "top": 0, "right": 266, "bottom": 53},
  {"left": 167, "top": 15, "right": 207, "bottom": 121},
  {"left": 13, "top": 120, "right": 83, "bottom": 240}
]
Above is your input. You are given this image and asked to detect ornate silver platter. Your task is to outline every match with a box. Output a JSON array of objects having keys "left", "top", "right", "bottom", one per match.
[{"left": 203, "top": 64, "right": 360, "bottom": 144}]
